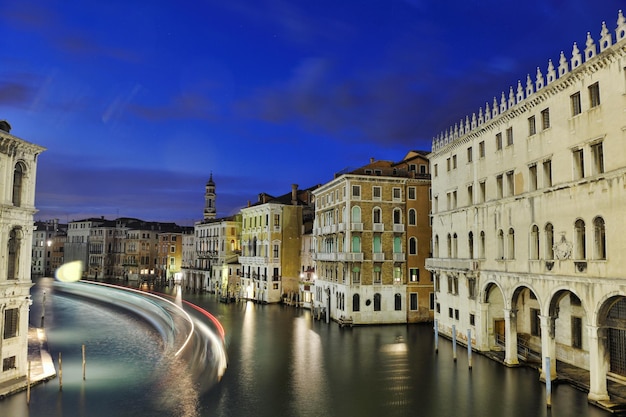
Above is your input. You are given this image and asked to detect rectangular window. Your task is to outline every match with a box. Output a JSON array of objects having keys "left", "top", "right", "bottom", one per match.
[
  {"left": 496, "top": 133, "right": 502, "bottom": 150},
  {"left": 352, "top": 185, "right": 360, "bottom": 198},
  {"left": 496, "top": 174, "right": 503, "bottom": 198},
  {"left": 2, "top": 356, "right": 16, "bottom": 371},
  {"left": 469, "top": 314, "right": 475, "bottom": 326},
  {"left": 571, "top": 92, "right": 582, "bottom": 116},
  {"left": 506, "top": 127, "right": 513, "bottom": 146},
  {"left": 410, "top": 268, "right": 419, "bottom": 282},
  {"left": 434, "top": 164, "right": 438, "bottom": 177},
  {"left": 408, "top": 187, "right": 416, "bottom": 200},
  {"left": 429, "top": 293, "right": 435, "bottom": 310},
  {"left": 373, "top": 186, "right": 381, "bottom": 199},
  {"left": 541, "top": 108, "right": 550, "bottom": 130},
  {"left": 589, "top": 82, "right": 600, "bottom": 108},
  {"left": 479, "top": 141, "right": 485, "bottom": 158},
  {"left": 446, "top": 158, "right": 451, "bottom": 171},
  {"left": 467, "top": 184, "right": 473, "bottom": 206},
  {"left": 543, "top": 160, "right": 553, "bottom": 187},
  {"left": 170, "top": 257, "right": 175, "bottom": 265},
  {"left": 573, "top": 148, "right": 585, "bottom": 179},
  {"left": 591, "top": 142, "right": 604, "bottom": 175},
  {"left": 274, "top": 214, "right": 280, "bottom": 226},
  {"left": 410, "top": 293, "right": 418, "bottom": 311},
  {"left": 479, "top": 180, "right": 486, "bottom": 203},
  {"left": 529, "top": 164, "right": 538, "bottom": 191},
  {"left": 455, "top": 309, "right": 460, "bottom": 320},
  {"left": 449, "top": 308, "right": 453, "bottom": 318},
  {"left": 452, "top": 155, "right": 457, "bottom": 169},
  {"left": 393, "top": 188, "right": 401, "bottom": 200},
  {"left": 467, "top": 147, "right": 473, "bottom": 162},
  {"left": 572, "top": 316, "right": 583, "bottom": 348},
  {"left": 3, "top": 308, "right": 18, "bottom": 339},
  {"left": 419, "top": 164, "right": 427, "bottom": 174},
  {"left": 528, "top": 116, "right": 536, "bottom": 136},
  {"left": 273, "top": 244, "right": 279, "bottom": 258},
  {"left": 506, "top": 171, "right": 514, "bottom": 196}
]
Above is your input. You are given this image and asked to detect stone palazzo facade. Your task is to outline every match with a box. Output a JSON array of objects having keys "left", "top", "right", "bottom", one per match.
[{"left": 427, "top": 11, "right": 626, "bottom": 403}]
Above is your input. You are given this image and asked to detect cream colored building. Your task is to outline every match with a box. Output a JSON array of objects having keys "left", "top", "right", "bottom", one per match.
[
  {"left": 312, "top": 153, "right": 432, "bottom": 325},
  {"left": 0, "top": 121, "right": 45, "bottom": 389},
  {"left": 239, "top": 185, "right": 316, "bottom": 303},
  {"left": 427, "top": 12, "right": 626, "bottom": 405}
]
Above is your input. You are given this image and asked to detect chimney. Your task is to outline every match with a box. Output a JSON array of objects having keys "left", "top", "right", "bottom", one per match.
[
  {"left": 370, "top": 157, "right": 375, "bottom": 164},
  {"left": 291, "top": 184, "right": 298, "bottom": 205}
]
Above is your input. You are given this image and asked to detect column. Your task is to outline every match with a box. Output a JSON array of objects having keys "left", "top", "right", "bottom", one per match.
[
  {"left": 476, "top": 301, "right": 490, "bottom": 351},
  {"left": 504, "top": 308, "right": 519, "bottom": 366},
  {"left": 587, "top": 325, "right": 610, "bottom": 402},
  {"left": 539, "top": 314, "right": 557, "bottom": 381}
]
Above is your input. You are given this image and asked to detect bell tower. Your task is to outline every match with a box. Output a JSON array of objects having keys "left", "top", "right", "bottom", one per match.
[{"left": 204, "top": 173, "right": 216, "bottom": 220}]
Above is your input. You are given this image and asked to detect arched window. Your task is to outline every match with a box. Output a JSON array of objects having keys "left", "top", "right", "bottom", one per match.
[
  {"left": 352, "top": 206, "right": 361, "bottom": 223},
  {"left": 468, "top": 232, "right": 474, "bottom": 259},
  {"left": 575, "top": 219, "right": 586, "bottom": 259},
  {"left": 353, "top": 293, "right": 360, "bottom": 312},
  {"left": 351, "top": 236, "right": 361, "bottom": 252},
  {"left": 374, "top": 293, "right": 381, "bottom": 311},
  {"left": 593, "top": 216, "right": 606, "bottom": 260},
  {"left": 408, "top": 209, "right": 416, "bottom": 226},
  {"left": 373, "top": 207, "right": 382, "bottom": 224},
  {"left": 373, "top": 235, "right": 382, "bottom": 253},
  {"left": 7, "top": 228, "right": 21, "bottom": 280},
  {"left": 12, "top": 162, "right": 25, "bottom": 207},
  {"left": 351, "top": 266, "right": 361, "bottom": 284},
  {"left": 394, "top": 293, "right": 402, "bottom": 311},
  {"left": 507, "top": 228, "right": 515, "bottom": 259},
  {"left": 545, "top": 223, "right": 554, "bottom": 260},
  {"left": 409, "top": 237, "right": 417, "bottom": 255},
  {"left": 447, "top": 234, "right": 452, "bottom": 258},
  {"left": 393, "top": 237, "right": 402, "bottom": 253},
  {"left": 393, "top": 208, "right": 402, "bottom": 224},
  {"left": 497, "top": 230, "right": 504, "bottom": 259},
  {"left": 434, "top": 235, "right": 439, "bottom": 257},
  {"left": 530, "top": 225, "right": 539, "bottom": 260}
]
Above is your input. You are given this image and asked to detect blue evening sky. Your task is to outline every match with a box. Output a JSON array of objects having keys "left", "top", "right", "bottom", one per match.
[{"left": 0, "top": 1, "right": 622, "bottom": 225}]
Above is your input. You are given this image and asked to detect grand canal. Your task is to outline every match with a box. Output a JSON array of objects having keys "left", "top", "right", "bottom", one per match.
[{"left": 0, "top": 279, "right": 612, "bottom": 417}]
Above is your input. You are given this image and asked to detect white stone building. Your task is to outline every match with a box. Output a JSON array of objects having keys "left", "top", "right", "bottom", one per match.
[
  {"left": 0, "top": 121, "right": 45, "bottom": 389},
  {"left": 427, "top": 12, "right": 626, "bottom": 405}
]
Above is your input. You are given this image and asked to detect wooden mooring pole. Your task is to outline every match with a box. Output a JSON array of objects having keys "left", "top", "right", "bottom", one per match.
[{"left": 82, "top": 344, "right": 86, "bottom": 380}]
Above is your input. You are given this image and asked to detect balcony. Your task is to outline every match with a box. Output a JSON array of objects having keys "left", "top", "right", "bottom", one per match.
[
  {"left": 373, "top": 223, "right": 384, "bottom": 232},
  {"left": 425, "top": 258, "right": 481, "bottom": 272},
  {"left": 372, "top": 252, "right": 385, "bottom": 262},
  {"left": 315, "top": 252, "right": 337, "bottom": 261},
  {"left": 338, "top": 252, "right": 363, "bottom": 262},
  {"left": 393, "top": 252, "right": 405, "bottom": 262},
  {"left": 393, "top": 224, "right": 405, "bottom": 233},
  {"left": 351, "top": 222, "right": 363, "bottom": 231},
  {"left": 338, "top": 222, "right": 345, "bottom": 232}
]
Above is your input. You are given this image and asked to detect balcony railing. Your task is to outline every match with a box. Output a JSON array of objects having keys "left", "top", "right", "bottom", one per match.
[
  {"left": 372, "top": 252, "right": 385, "bottom": 261},
  {"left": 393, "top": 252, "right": 405, "bottom": 262},
  {"left": 315, "top": 252, "right": 337, "bottom": 261},
  {"left": 425, "top": 258, "right": 481, "bottom": 271},
  {"left": 393, "top": 224, "right": 405, "bottom": 233},
  {"left": 373, "top": 223, "right": 384, "bottom": 232},
  {"left": 351, "top": 223, "right": 363, "bottom": 231}
]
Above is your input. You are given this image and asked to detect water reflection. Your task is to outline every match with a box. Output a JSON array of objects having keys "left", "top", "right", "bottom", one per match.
[
  {"left": 0, "top": 281, "right": 613, "bottom": 417},
  {"left": 291, "top": 311, "right": 331, "bottom": 417}
]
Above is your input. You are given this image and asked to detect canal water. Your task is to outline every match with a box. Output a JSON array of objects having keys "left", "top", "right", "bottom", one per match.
[{"left": 0, "top": 279, "right": 612, "bottom": 417}]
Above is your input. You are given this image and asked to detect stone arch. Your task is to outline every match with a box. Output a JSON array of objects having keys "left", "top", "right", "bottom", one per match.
[
  {"left": 596, "top": 294, "right": 626, "bottom": 379},
  {"left": 482, "top": 280, "right": 506, "bottom": 349}
]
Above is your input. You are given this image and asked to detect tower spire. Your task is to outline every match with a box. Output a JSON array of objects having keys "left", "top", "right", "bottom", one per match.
[{"left": 204, "top": 172, "right": 216, "bottom": 220}]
